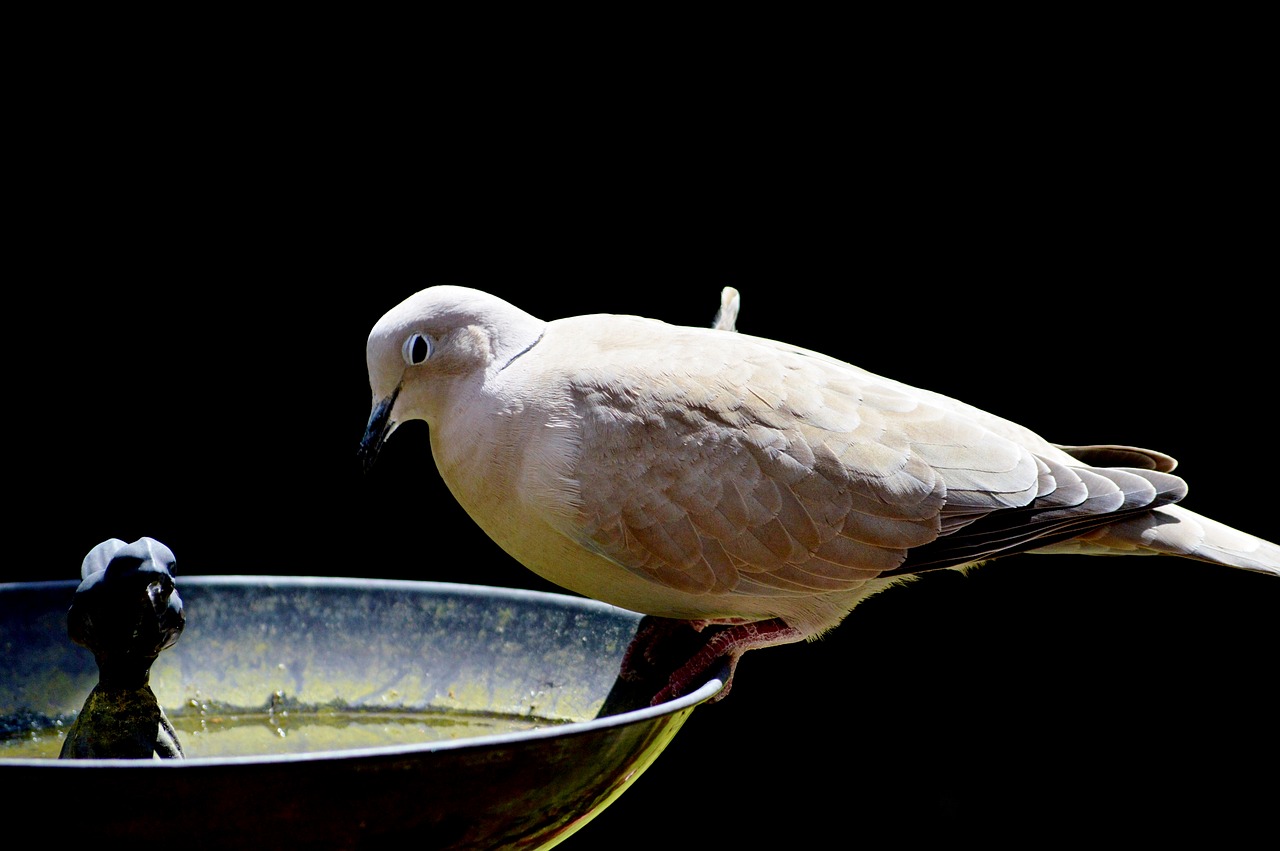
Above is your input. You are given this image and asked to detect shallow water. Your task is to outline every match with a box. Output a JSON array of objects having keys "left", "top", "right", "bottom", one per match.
[{"left": 0, "top": 706, "right": 566, "bottom": 760}]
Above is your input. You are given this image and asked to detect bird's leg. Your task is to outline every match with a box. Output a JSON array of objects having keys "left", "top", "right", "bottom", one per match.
[
  {"left": 618, "top": 617, "right": 707, "bottom": 681},
  {"left": 651, "top": 617, "right": 801, "bottom": 706},
  {"left": 597, "top": 615, "right": 804, "bottom": 715}
]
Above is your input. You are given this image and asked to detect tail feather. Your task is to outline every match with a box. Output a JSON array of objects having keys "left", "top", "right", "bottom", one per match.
[{"left": 1038, "top": 504, "right": 1280, "bottom": 577}]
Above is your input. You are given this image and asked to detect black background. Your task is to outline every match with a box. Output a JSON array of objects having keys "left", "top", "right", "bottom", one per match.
[{"left": 10, "top": 58, "right": 1276, "bottom": 847}]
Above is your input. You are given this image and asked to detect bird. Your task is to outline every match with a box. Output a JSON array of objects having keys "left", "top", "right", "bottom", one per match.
[{"left": 359, "top": 285, "right": 1279, "bottom": 707}]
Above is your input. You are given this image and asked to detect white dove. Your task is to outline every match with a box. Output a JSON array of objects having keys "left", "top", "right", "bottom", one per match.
[{"left": 359, "top": 286, "right": 1279, "bottom": 705}]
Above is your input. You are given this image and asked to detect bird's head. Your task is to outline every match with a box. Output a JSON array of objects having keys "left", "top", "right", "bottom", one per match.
[{"left": 359, "top": 286, "right": 546, "bottom": 473}]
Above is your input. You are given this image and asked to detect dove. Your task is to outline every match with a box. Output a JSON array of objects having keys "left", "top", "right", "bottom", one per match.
[{"left": 359, "top": 285, "right": 1280, "bottom": 706}]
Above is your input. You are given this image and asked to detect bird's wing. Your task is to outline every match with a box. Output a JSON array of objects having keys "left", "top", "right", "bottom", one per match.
[
  {"left": 1053, "top": 443, "right": 1178, "bottom": 472},
  {"left": 537, "top": 318, "right": 1186, "bottom": 598}
]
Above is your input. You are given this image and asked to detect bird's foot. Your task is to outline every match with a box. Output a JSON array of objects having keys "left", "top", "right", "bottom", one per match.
[
  {"left": 597, "top": 617, "right": 705, "bottom": 716},
  {"left": 596, "top": 615, "right": 801, "bottom": 717},
  {"left": 649, "top": 618, "right": 801, "bottom": 705}
]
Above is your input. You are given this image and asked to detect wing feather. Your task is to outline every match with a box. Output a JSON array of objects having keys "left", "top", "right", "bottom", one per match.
[{"left": 558, "top": 321, "right": 1189, "bottom": 598}]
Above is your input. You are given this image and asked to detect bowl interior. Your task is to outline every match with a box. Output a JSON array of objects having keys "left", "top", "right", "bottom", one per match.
[{"left": 0, "top": 576, "right": 722, "bottom": 850}]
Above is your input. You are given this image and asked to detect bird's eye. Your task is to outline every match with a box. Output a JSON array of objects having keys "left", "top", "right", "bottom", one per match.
[{"left": 402, "top": 333, "right": 433, "bottom": 366}]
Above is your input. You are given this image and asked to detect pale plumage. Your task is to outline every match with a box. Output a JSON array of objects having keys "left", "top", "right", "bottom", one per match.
[{"left": 360, "top": 286, "right": 1279, "bottom": 704}]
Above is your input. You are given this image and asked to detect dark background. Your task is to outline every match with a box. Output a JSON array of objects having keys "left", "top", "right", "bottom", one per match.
[{"left": 9, "top": 54, "right": 1276, "bottom": 846}]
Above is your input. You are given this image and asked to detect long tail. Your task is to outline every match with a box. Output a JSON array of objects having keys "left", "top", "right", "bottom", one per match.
[{"left": 1039, "top": 504, "right": 1280, "bottom": 577}]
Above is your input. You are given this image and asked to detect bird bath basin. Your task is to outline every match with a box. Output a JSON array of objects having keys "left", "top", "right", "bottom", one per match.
[{"left": 0, "top": 575, "right": 723, "bottom": 849}]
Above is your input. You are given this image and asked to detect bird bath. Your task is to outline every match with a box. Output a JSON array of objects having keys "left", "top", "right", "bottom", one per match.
[{"left": 0, "top": 575, "right": 723, "bottom": 849}]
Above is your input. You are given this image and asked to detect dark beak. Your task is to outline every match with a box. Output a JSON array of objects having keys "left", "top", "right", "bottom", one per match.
[{"left": 359, "top": 388, "right": 398, "bottom": 474}]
